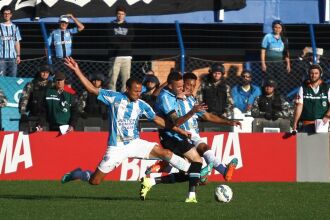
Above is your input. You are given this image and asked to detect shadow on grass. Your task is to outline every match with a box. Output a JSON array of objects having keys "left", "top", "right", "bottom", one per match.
[{"left": 0, "top": 194, "right": 139, "bottom": 201}]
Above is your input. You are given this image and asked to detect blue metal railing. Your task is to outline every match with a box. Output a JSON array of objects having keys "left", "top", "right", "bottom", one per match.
[
  {"left": 287, "top": 24, "right": 318, "bottom": 99},
  {"left": 309, "top": 24, "right": 317, "bottom": 64},
  {"left": 39, "top": 22, "right": 52, "bottom": 65},
  {"left": 175, "top": 21, "right": 185, "bottom": 74}
]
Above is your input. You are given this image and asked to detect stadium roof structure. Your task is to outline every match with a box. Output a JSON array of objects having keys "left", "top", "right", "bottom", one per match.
[{"left": 6, "top": 0, "right": 324, "bottom": 25}]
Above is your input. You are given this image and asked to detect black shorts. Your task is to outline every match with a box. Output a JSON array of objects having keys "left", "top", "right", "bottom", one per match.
[{"left": 159, "top": 132, "right": 194, "bottom": 157}]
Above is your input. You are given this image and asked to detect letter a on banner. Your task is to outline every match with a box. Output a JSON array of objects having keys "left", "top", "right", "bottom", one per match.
[{"left": 0, "top": 132, "right": 33, "bottom": 174}]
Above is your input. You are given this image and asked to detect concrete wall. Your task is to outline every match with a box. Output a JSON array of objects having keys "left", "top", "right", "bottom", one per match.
[{"left": 297, "top": 133, "right": 330, "bottom": 182}]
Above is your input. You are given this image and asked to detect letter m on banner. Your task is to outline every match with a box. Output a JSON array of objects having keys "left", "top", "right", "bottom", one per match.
[{"left": 0, "top": 132, "right": 33, "bottom": 174}]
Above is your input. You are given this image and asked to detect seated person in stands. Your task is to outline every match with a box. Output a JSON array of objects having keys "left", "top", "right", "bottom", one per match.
[
  {"left": 45, "top": 72, "right": 78, "bottom": 132},
  {"left": 140, "top": 74, "right": 160, "bottom": 108},
  {"left": 78, "top": 73, "right": 107, "bottom": 120},
  {"left": 231, "top": 70, "right": 261, "bottom": 113},
  {"left": 196, "top": 63, "right": 233, "bottom": 118},
  {"left": 0, "top": 88, "right": 7, "bottom": 107},
  {"left": 251, "top": 78, "right": 291, "bottom": 132},
  {"left": 19, "top": 64, "right": 53, "bottom": 132}
]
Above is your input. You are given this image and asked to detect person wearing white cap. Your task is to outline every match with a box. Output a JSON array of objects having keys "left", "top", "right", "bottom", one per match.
[{"left": 47, "top": 13, "right": 84, "bottom": 59}]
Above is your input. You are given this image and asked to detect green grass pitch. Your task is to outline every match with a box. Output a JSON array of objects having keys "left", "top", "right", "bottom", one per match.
[{"left": 0, "top": 181, "right": 329, "bottom": 219}]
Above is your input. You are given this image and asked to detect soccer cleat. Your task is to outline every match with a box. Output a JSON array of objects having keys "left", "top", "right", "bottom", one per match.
[
  {"left": 199, "top": 162, "right": 214, "bottom": 185},
  {"left": 224, "top": 158, "right": 238, "bottom": 181},
  {"left": 61, "top": 168, "right": 81, "bottom": 184},
  {"left": 185, "top": 196, "right": 198, "bottom": 203},
  {"left": 140, "top": 177, "right": 153, "bottom": 201},
  {"left": 145, "top": 160, "right": 168, "bottom": 175}
]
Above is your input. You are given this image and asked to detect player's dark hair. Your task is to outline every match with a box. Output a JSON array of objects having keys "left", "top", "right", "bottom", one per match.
[
  {"left": 1, "top": 5, "right": 12, "bottom": 14},
  {"left": 167, "top": 71, "right": 183, "bottom": 84},
  {"left": 183, "top": 72, "right": 197, "bottom": 81},
  {"left": 116, "top": 6, "right": 126, "bottom": 14},
  {"left": 126, "top": 77, "right": 142, "bottom": 88}
]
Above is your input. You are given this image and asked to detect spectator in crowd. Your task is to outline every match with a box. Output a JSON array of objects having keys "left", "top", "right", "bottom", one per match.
[
  {"left": 108, "top": 6, "right": 134, "bottom": 92},
  {"left": 64, "top": 78, "right": 77, "bottom": 95},
  {"left": 261, "top": 20, "right": 291, "bottom": 86},
  {"left": 0, "top": 88, "right": 7, "bottom": 107},
  {"left": 0, "top": 88, "right": 7, "bottom": 130},
  {"left": 19, "top": 64, "right": 53, "bottom": 132},
  {"left": 196, "top": 63, "right": 233, "bottom": 118},
  {"left": 296, "top": 47, "right": 328, "bottom": 80},
  {"left": 78, "top": 73, "right": 107, "bottom": 119},
  {"left": 47, "top": 14, "right": 84, "bottom": 81},
  {"left": 231, "top": 70, "right": 262, "bottom": 113},
  {"left": 293, "top": 64, "right": 330, "bottom": 133},
  {"left": 140, "top": 74, "right": 160, "bottom": 108},
  {"left": 251, "top": 78, "right": 291, "bottom": 132},
  {"left": 141, "top": 69, "right": 155, "bottom": 93},
  {"left": 0, "top": 6, "right": 21, "bottom": 77},
  {"left": 45, "top": 72, "right": 78, "bottom": 132},
  {"left": 48, "top": 14, "right": 84, "bottom": 59}
]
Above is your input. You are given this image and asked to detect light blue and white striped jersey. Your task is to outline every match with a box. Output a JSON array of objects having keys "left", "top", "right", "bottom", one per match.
[
  {"left": 48, "top": 27, "right": 78, "bottom": 58},
  {"left": 178, "top": 95, "right": 205, "bottom": 134},
  {"left": 0, "top": 23, "right": 21, "bottom": 59},
  {"left": 97, "top": 88, "right": 156, "bottom": 146}
]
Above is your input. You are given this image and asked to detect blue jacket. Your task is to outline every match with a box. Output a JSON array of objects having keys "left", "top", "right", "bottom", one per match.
[{"left": 231, "top": 84, "right": 261, "bottom": 112}]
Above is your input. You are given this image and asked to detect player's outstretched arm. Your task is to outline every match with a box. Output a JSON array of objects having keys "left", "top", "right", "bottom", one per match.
[
  {"left": 202, "top": 112, "right": 241, "bottom": 128},
  {"left": 171, "top": 103, "right": 208, "bottom": 127},
  {"left": 153, "top": 115, "right": 191, "bottom": 138},
  {"left": 64, "top": 57, "right": 99, "bottom": 95}
]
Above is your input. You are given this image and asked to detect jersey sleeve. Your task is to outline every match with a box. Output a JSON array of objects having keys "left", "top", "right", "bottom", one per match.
[
  {"left": 261, "top": 34, "right": 269, "bottom": 49},
  {"left": 69, "top": 27, "right": 79, "bottom": 34},
  {"left": 15, "top": 26, "right": 22, "bottom": 41},
  {"left": 296, "top": 87, "right": 304, "bottom": 104},
  {"left": 97, "top": 88, "right": 118, "bottom": 106},
  {"left": 140, "top": 101, "right": 156, "bottom": 120}
]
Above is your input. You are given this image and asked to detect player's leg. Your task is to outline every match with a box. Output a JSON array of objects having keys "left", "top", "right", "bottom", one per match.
[
  {"left": 119, "top": 58, "right": 131, "bottom": 92},
  {"left": 61, "top": 146, "right": 127, "bottom": 185},
  {"left": 197, "top": 143, "right": 238, "bottom": 181},
  {"left": 108, "top": 57, "right": 121, "bottom": 90},
  {"left": 182, "top": 147, "right": 202, "bottom": 203}
]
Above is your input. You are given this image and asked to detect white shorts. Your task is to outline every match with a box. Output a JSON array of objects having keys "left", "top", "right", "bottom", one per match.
[
  {"left": 98, "top": 138, "right": 157, "bottom": 173},
  {"left": 190, "top": 132, "right": 207, "bottom": 148}
]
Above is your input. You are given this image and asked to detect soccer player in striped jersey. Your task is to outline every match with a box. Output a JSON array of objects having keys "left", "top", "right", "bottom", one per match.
[
  {"left": 0, "top": 6, "right": 21, "bottom": 77},
  {"left": 61, "top": 57, "right": 198, "bottom": 198},
  {"left": 142, "top": 71, "right": 208, "bottom": 203},
  {"left": 140, "top": 73, "right": 241, "bottom": 200}
]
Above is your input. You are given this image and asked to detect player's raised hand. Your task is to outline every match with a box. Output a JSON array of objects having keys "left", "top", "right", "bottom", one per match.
[{"left": 64, "top": 57, "right": 79, "bottom": 72}]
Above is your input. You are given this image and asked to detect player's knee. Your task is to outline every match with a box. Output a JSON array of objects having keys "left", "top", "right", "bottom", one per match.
[
  {"left": 159, "top": 149, "right": 173, "bottom": 159},
  {"left": 197, "top": 143, "right": 210, "bottom": 155}
]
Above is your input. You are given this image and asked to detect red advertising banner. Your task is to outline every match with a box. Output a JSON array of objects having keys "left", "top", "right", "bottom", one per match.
[{"left": 0, "top": 132, "right": 296, "bottom": 182}]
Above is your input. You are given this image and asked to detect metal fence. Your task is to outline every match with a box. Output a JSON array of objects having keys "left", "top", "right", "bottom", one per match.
[{"left": 1, "top": 55, "right": 330, "bottom": 130}]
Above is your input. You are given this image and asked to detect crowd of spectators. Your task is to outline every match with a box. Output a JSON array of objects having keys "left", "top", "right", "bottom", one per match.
[{"left": 0, "top": 4, "right": 329, "bottom": 134}]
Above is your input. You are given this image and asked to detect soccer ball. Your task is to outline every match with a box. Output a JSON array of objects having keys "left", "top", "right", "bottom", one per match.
[{"left": 215, "top": 184, "right": 233, "bottom": 203}]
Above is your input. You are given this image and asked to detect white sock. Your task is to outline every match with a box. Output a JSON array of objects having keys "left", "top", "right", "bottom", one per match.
[
  {"left": 168, "top": 154, "right": 190, "bottom": 172},
  {"left": 188, "top": 192, "right": 196, "bottom": 198},
  {"left": 149, "top": 177, "right": 156, "bottom": 186},
  {"left": 203, "top": 150, "right": 216, "bottom": 164}
]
